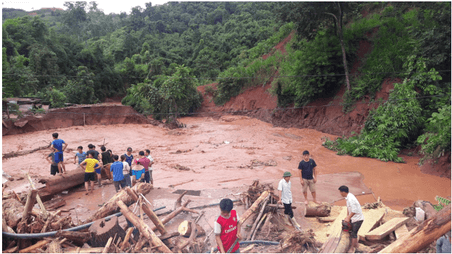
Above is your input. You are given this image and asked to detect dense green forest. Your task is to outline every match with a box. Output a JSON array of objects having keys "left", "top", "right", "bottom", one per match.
[{"left": 2, "top": 2, "right": 451, "bottom": 163}]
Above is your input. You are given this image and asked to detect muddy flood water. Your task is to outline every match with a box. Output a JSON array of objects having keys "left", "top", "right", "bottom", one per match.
[{"left": 2, "top": 115, "right": 450, "bottom": 220}]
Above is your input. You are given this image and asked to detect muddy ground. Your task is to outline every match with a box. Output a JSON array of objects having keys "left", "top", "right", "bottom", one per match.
[{"left": 2, "top": 115, "right": 451, "bottom": 250}]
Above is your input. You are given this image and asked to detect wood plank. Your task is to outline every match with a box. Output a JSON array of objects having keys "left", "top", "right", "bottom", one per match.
[
  {"left": 320, "top": 207, "right": 347, "bottom": 253},
  {"left": 365, "top": 217, "right": 409, "bottom": 241},
  {"left": 394, "top": 224, "right": 409, "bottom": 240},
  {"left": 357, "top": 208, "right": 386, "bottom": 240}
]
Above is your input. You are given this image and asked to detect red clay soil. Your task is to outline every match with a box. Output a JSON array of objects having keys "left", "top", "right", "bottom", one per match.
[
  {"left": 2, "top": 104, "right": 157, "bottom": 136},
  {"left": 420, "top": 152, "right": 452, "bottom": 179}
]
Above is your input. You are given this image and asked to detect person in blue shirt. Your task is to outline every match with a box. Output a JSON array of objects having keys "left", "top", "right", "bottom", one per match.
[
  {"left": 74, "top": 146, "right": 86, "bottom": 166},
  {"left": 51, "top": 133, "right": 68, "bottom": 174},
  {"left": 110, "top": 155, "right": 125, "bottom": 192}
]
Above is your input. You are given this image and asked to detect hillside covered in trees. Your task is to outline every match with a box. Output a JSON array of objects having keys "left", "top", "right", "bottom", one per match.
[{"left": 2, "top": 2, "right": 451, "bottom": 163}]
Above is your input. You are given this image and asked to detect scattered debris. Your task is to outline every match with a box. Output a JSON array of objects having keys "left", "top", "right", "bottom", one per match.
[
  {"left": 280, "top": 230, "right": 318, "bottom": 253},
  {"left": 173, "top": 164, "right": 191, "bottom": 171},
  {"left": 170, "top": 149, "right": 193, "bottom": 154}
]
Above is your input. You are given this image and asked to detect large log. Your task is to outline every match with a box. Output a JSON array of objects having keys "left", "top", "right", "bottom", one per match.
[
  {"left": 87, "top": 182, "right": 152, "bottom": 222},
  {"left": 305, "top": 204, "right": 331, "bottom": 217},
  {"left": 358, "top": 208, "right": 386, "bottom": 240},
  {"left": 151, "top": 200, "right": 196, "bottom": 232},
  {"left": 89, "top": 216, "right": 126, "bottom": 247},
  {"left": 247, "top": 196, "right": 269, "bottom": 240},
  {"left": 38, "top": 170, "right": 85, "bottom": 199},
  {"left": 26, "top": 173, "right": 48, "bottom": 219},
  {"left": 43, "top": 197, "right": 66, "bottom": 211},
  {"left": 117, "top": 200, "right": 172, "bottom": 253},
  {"left": 239, "top": 191, "right": 269, "bottom": 225},
  {"left": 365, "top": 217, "right": 409, "bottom": 241},
  {"left": 3, "top": 198, "right": 24, "bottom": 228},
  {"left": 380, "top": 205, "right": 451, "bottom": 253},
  {"left": 394, "top": 224, "right": 409, "bottom": 239}
]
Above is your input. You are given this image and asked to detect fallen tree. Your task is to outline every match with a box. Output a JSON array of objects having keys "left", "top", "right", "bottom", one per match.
[{"left": 38, "top": 170, "right": 85, "bottom": 199}]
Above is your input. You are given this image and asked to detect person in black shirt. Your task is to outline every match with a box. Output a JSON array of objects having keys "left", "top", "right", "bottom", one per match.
[{"left": 298, "top": 150, "right": 319, "bottom": 205}]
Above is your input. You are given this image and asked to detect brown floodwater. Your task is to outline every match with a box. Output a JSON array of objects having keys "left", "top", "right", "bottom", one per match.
[{"left": 2, "top": 115, "right": 450, "bottom": 214}]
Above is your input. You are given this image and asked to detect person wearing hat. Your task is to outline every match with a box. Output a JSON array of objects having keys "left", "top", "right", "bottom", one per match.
[{"left": 278, "top": 171, "right": 294, "bottom": 219}]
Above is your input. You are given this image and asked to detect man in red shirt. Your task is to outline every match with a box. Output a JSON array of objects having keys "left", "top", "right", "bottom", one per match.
[{"left": 215, "top": 198, "right": 242, "bottom": 253}]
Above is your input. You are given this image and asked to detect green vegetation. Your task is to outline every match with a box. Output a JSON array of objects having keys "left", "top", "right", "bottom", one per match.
[{"left": 2, "top": 2, "right": 450, "bottom": 163}]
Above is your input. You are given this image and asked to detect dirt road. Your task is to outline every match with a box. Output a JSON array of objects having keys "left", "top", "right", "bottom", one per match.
[{"left": 2, "top": 115, "right": 450, "bottom": 214}]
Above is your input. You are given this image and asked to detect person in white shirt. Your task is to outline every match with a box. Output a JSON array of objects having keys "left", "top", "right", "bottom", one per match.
[
  {"left": 339, "top": 185, "right": 364, "bottom": 253},
  {"left": 278, "top": 171, "right": 293, "bottom": 218},
  {"left": 145, "top": 149, "right": 154, "bottom": 185},
  {"left": 120, "top": 154, "right": 131, "bottom": 187}
]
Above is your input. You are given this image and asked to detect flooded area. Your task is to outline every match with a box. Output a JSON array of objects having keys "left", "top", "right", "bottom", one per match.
[{"left": 3, "top": 115, "right": 450, "bottom": 215}]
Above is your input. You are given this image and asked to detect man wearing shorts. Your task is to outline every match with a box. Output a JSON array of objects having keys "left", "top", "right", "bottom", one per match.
[
  {"left": 298, "top": 150, "right": 319, "bottom": 204},
  {"left": 51, "top": 133, "right": 68, "bottom": 174},
  {"left": 80, "top": 152, "right": 101, "bottom": 195},
  {"left": 46, "top": 152, "right": 59, "bottom": 175},
  {"left": 339, "top": 185, "right": 364, "bottom": 253}
]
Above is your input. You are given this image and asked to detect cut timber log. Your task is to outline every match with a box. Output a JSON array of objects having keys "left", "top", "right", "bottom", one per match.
[
  {"left": 239, "top": 191, "right": 269, "bottom": 225},
  {"left": 21, "top": 189, "right": 38, "bottom": 222},
  {"left": 117, "top": 200, "right": 172, "bottom": 253},
  {"left": 358, "top": 208, "right": 386, "bottom": 240},
  {"left": 55, "top": 230, "right": 91, "bottom": 246},
  {"left": 19, "top": 239, "right": 51, "bottom": 253},
  {"left": 3, "top": 198, "right": 24, "bottom": 228},
  {"left": 394, "top": 224, "right": 409, "bottom": 239},
  {"left": 87, "top": 182, "right": 152, "bottom": 222},
  {"left": 305, "top": 204, "right": 331, "bottom": 217},
  {"left": 38, "top": 170, "right": 85, "bottom": 199},
  {"left": 365, "top": 217, "right": 409, "bottom": 241},
  {"left": 380, "top": 205, "right": 451, "bottom": 253},
  {"left": 261, "top": 212, "right": 273, "bottom": 238},
  {"left": 317, "top": 217, "right": 336, "bottom": 223},
  {"left": 89, "top": 216, "right": 126, "bottom": 247},
  {"left": 63, "top": 247, "right": 104, "bottom": 253},
  {"left": 46, "top": 240, "right": 62, "bottom": 253},
  {"left": 43, "top": 197, "right": 66, "bottom": 211},
  {"left": 320, "top": 207, "right": 347, "bottom": 253},
  {"left": 102, "top": 237, "right": 113, "bottom": 253},
  {"left": 178, "top": 220, "right": 206, "bottom": 237}
]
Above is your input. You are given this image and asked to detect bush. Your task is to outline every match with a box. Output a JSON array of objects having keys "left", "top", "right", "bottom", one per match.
[
  {"left": 276, "top": 28, "right": 343, "bottom": 106},
  {"left": 417, "top": 104, "right": 451, "bottom": 160},
  {"left": 39, "top": 87, "right": 67, "bottom": 108},
  {"left": 323, "top": 78, "right": 424, "bottom": 162}
]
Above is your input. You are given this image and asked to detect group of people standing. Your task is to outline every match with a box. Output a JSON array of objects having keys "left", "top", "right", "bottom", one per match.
[
  {"left": 46, "top": 133, "right": 155, "bottom": 195},
  {"left": 277, "top": 150, "right": 364, "bottom": 253}
]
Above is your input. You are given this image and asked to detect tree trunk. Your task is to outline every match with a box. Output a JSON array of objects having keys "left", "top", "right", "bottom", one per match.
[
  {"left": 89, "top": 216, "right": 126, "bottom": 247},
  {"left": 380, "top": 205, "right": 451, "bottom": 253},
  {"left": 305, "top": 204, "right": 331, "bottom": 217},
  {"left": 117, "top": 200, "right": 172, "bottom": 253},
  {"left": 3, "top": 198, "right": 24, "bottom": 228},
  {"left": 55, "top": 230, "right": 91, "bottom": 246},
  {"left": 247, "top": 196, "right": 269, "bottom": 240},
  {"left": 120, "top": 227, "right": 134, "bottom": 251},
  {"left": 38, "top": 170, "right": 86, "bottom": 199},
  {"left": 239, "top": 191, "right": 270, "bottom": 225},
  {"left": 43, "top": 197, "right": 66, "bottom": 211},
  {"left": 151, "top": 200, "right": 193, "bottom": 231},
  {"left": 63, "top": 247, "right": 104, "bottom": 253},
  {"left": 87, "top": 182, "right": 152, "bottom": 222},
  {"left": 22, "top": 189, "right": 38, "bottom": 222}
]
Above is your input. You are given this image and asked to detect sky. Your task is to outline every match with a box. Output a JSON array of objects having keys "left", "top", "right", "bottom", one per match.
[{"left": 2, "top": 0, "right": 170, "bottom": 14}]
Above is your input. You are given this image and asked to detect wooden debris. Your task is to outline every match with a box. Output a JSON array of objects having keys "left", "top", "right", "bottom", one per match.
[
  {"left": 394, "top": 224, "right": 409, "bottom": 239},
  {"left": 19, "top": 239, "right": 51, "bottom": 253},
  {"left": 63, "top": 247, "right": 104, "bottom": 253},
  {"left": 365, "top": 217, "right": 409, "bottom": 241},
  {"left": 281, "top": 230, "right": 318, "bottom": 253},
  {"left": 3, "top": 246, "right": 19, "bottom": 253},
  {"left": 239, "top": 191, "right": 270, "bottom": 225},
  {"left": 178, "top": 220, "right": 206, "bottom": 237},
  {"left": 55, "top": 230, "right": 91, "bottom": 246},
  {"left": 380, "top": 205, "right": 451, "bottom": 253},
  {"left": 317, "top": 217, "right": 336, "bottom": 223},
  {"left": 87, "top": 182, "right": 152, "bottom": 222},
  {"left": 2, "top": 143, "right": 51, "bottom": 159},
  {"left": 21, "top": 189, "right": 38, "bottom": 222},
  {"left": 241, "top": 244, "right": 255, "bottom": 253},
  {"left": 247, "top": 195, "right": 270, "bottom": 240},
  {"left": 26, "top": 173, "right": 49, "bottom": 219},
  {"left": 102, "top": 237, "right": 113, "bottom": 253},
  {"left": 46, "top": 239, "right": 62, "bottom": 253},
  {"left": 117, "top": 200, "right": 172, "bottom": 253},
  {"left": 267, "top": 204, "right": 296, "bottom": 209},
  {"left": 43, "top": 197, "right": 66, "bottom": 211},
  {"left": 3, "top": 197, "right": 25, "bottom": 228},
  {"left": 120, "top": 227, "right": 134, "bottom": 251}
]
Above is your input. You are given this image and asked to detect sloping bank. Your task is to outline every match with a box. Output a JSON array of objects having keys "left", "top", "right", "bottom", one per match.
[{"left": 2, "top": 104, "right": 157, "bottom": 136}]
